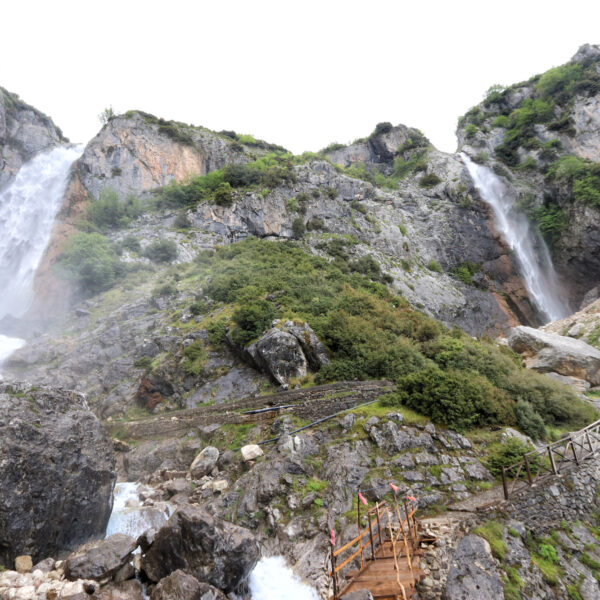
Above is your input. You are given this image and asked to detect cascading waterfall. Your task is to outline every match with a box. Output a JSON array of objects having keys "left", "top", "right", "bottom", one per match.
[
  {"left": 0, "top": 144, "right": 83, "bottom": 362},
  {"left": 461, "top": 153, "right": 569, "bottom": 323}
]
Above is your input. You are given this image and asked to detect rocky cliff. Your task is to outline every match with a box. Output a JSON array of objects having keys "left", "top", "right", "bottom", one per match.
[
  {"left": 0, "top": 86, "right": 67, "bottom": 185},
  {"left": 457, "top": 44, "right": 600, "bottom": 308}
]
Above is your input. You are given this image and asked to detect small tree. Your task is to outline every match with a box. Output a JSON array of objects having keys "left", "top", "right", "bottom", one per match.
[{"left": 98, "top": 106, "right": 116, "bottom": 125}]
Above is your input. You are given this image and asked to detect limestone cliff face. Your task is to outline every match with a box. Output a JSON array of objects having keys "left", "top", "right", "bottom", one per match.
[
  {"left": 0, "top": 86, "right": 67, "bottom": 185},
  {"left": 457, "top": 44, "right": 600, "bottom": 307}
]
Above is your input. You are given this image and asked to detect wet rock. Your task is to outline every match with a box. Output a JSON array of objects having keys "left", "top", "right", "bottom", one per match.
[
  {"left": 64, "top": 534, "right": 137, "bottom": 581},
  {"left": 150, "top": 569, "right": 228, "bottom": 600},
  {"left": 142, "top": 504, "right": 260, "bottom": 592},
  {"left": 190, "top": 446, "right": 219, "bottom": 478},
  {"left": 0, "top": 383, "right": 116, "bottom": 565},
  {"left": 443, "top": 535, "right": 502, "bottom": 600}
]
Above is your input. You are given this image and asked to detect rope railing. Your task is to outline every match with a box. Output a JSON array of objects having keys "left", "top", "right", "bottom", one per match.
[{"left": 501, "top": 418, "right": 600, "bottom": 500}]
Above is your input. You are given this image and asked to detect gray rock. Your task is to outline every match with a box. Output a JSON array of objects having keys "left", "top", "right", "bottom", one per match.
[
  {"left": 341, "top": 591, "right": 374, "bottom": 600},
  {"left": 463, "top": 461, "right": 492, "bottom": 481},
  {"left": 508, "top": 325, "right": 600, "bottom": 385},
  {"left": 246, "top": 328, "right": 307, "bottom": 386},
  {"left": 190, "top": 447, "right": 220, "bottom": 479},
  {"left": 0, "top": 383, "right": 116, "bottom": 565},
  {"left": 65, "top": 533, "right": 137, "bottom": 581},
  {"left": 443, "top": 535, "right": 503, "bottom": 600},
  {"left": 142, "top": 504, "right": 259, "bottom": 593},
  {"left": 150, "top": 569, "right": 227, "bottom": 600},
  {"left": 282, "top": 320, "right": 330, "bottom": 369}
]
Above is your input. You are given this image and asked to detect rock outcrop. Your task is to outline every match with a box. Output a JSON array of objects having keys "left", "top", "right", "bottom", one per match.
[
  {"left": 0, "top": 382, "right": 116, "bottom": 565},
  {"left": 150, "top": 570, "right": 228, "bottom": 600},
  {"left": 0, "top": 86, "right": 67, "bottom": 185},
  {"left": 508, "top": 325, "right": 600, "bottom": 384},
  {"left": 142, "top": 504, "right": 260, "bottom": 593}
]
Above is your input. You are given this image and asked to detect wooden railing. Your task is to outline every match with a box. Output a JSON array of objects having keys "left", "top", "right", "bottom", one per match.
[
  {"left": 329, "top": 494, "right": 419, "bottom": 599},
  {"left": 501, "top": 418, "right": 600, "bottom": 500}
]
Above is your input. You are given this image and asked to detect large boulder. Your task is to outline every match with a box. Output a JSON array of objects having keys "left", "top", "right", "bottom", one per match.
[
  {"left": 65, "top": 534, "right": 137, "bottom": 581},
  {"left": 142, "top": 504, "right": 260, "bottom": 593},
  {"left": 190, "top": 446, "right": 219, "bottom": 479},
  {"left": 282, "top": 320, "right": 330, "bottom": 369},
  {"left": 0, "top": 382, "right": 116, "bottom": 565},
  {"left": 442, "top": 535, "right": 503, "bottom": 600},
  {"left": 508, "top": 325, "right": 600, "bottom": 385},
  {"left": 247, "top": 328, "right": 308, "bottom": 386},
  {"left": 150, "top": 570, "right": 227, "bottom": 600}
]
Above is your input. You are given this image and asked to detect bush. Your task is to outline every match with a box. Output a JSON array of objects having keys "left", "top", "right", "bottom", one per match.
[
  {"left": 152, "top": 282, "right": 177, "bottom": 298},
  {"left": 60, "top": 232, "right": 120, "bottom": 294},
  {"left": 213, "top": 183, "right": 234, "bottom": 207},
  {"left": 515, "top": 400, "right": 546, "bottom": 439},
  {"left": 372, "top": 122, "right": 393, "bottom": 136},
  {"left": 387, "top": 366, "right": 512, "bottom": 431},
  {"left": 292, "top": 218, "right": 306, "bottom": 239},
  {"left": 486, "top": 438, "right": 537, "bottom": 476},
  {"left": 88, "top": 189, "right": 142, "bottom": 229},
  {"left": 230, "top": 300, "right": 275, "bottom": 347},
  {"left": 464, "top": 124, "right": 478, "bottom": 138},
  {"left": 144, "top": 240, "right": 178, "bottom": 263},
  {"left": 426, "top": 260, "right": 442, "bottom": 273},
  {"left": 419, "top": 174, "right": 442, "bottom": 187},
  {"left": 121, "top": 235, "right": 141, "bottom": 253},
  {"left": 181, "top": 340, "right": 207, "bottom": 375},
  {"left": 174, "top": 212, "right": 192, "bottom": 228}
]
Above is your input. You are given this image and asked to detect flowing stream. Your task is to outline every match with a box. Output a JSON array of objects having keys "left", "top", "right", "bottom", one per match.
[
  {"left": 461, "top": 154, "right": 569, "bottom": 323},
  {"left": 107, "top": 483, "right": 319, "bottom": 599},
  {"left": 0, "top": 145, "right": 82, "bottom": 362}
]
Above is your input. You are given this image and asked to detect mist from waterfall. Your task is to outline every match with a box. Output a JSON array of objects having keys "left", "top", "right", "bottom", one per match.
[
  {"left": 461, "top": 154, "right": 569, "bottom": 323},
  {"left": 0, "top": 145, "right": 83, "bottom": 362}
]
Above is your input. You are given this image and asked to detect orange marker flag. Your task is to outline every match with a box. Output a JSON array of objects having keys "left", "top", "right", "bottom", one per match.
[
  {"left": 389, "top": 482, "right": 399, "bottom": 494},
  {"left": 406, "top": 495, "right": 417, "bottom": 502},
  {"left": 358, "top": 491, "right": 368, "bottom": 506},
  {"left": 330, "top": 529, "right": 336, "bottom": 547}
]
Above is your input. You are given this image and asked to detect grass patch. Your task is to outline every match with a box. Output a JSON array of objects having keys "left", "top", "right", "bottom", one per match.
[{"left": 473, "top": 521, "right": 507, "bottom": 560}]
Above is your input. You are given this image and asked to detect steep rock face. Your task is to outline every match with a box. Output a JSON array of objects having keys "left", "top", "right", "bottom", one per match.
[
  {"left": 0, "top": 86, "right": 67, "bottom": 185},
  {"left": 457, "top": 44, "right": 600, "bottom": 308},
  {"left": 0, "top": 382, "right": 116, "bottom": 565}
]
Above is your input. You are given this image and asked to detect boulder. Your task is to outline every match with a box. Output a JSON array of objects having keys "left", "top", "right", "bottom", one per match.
[
  {"left": 64, "top": 533, "right": 137, "bottom": 581},
  {"left": 91, "top": 580, "right": 146, "bottom": 600},
  {"left": 14, "top": 555, "right": 32, "bottom": 573},
  {"left": 508, "top": 325, "right": 600, "bottom": 385},
  {"left": 142, "top": 504, "right": 260, "bottom": 592},
  {"left": 241, "top": 444, "right": 263, "bottom": 461},
  {"left": 190, "top": 446, "right": 219, "bottom": 478},
  {"left": 0, "top": 383, "right": 116, "bottom": 565},
  {"left": 443, "top": 535, "right": 503, "bottom": 600},
  {"left": 282, "top": 320, "right": 330, "bottom": 369},
  {"left": 150, "top": 570, "right": 227, "bottom": 600},
  {"left": 544, "top": 371, "right": 591, "bottom": 393},
  {"left": 247, "top": 328, "right": 307, "bottom": 386}
]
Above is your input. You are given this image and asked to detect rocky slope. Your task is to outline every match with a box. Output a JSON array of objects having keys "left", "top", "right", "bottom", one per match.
[
  {"left": 0, "top": 382, "right": 115, "bottom": 565},
  {"left": 457, "top": 43, "right": 600, "bottom": 308},
  {"left": 0, "top": 86, "right": 67, "bottom": 186}
]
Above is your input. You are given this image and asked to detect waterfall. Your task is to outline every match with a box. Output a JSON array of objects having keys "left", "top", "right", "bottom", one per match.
[
  {"left": 0, "top": 144, "right": 83, "bottom": 361},
  {"left": 461, "top": 154, "right": 569, "bottom": 323}
]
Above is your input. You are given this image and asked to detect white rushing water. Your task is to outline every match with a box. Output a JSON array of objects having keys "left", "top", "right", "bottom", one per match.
[
  {"left": 0, "top": 145, "right": 83, "bottom": 362},
  {"left": 107, "top": 484, "right": 319, "bottom": 599},
  {"left": 461, "top": 154, "right": 569, "bottom": 323}
]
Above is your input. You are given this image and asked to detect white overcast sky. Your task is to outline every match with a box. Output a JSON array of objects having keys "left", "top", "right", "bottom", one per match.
[{"left": 1, "top": 0, "right": 599, "bottom": 154}]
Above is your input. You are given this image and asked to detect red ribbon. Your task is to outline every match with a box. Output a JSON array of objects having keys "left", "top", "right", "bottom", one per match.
[
  {"left": 358, "top": 492, "right": 368, "bottom": 506},
  {"left": 330, "top": 529, "right": 336, "bottom": 546},
  {"left": 389, "top": 482, "right": 399, "bottom": 494},
  {"left": 406, "top": 495, "right": 417, "bottom": 502}
]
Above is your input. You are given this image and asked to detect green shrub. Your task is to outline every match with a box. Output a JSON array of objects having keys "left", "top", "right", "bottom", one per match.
[
  {"left": 181, "top": 340, "right": 207, "bottom": 375},
  {"left": 152, "top": 282, "right": 177, "bottom": 298},
  {"left": 230, "top": 300, "right": 275, "bottom": 347},
  {"left": 206, "top": 320, "right": 227, "bottom": 345},
  {"left": 372, "top": 122, "right": 393, "bottom": 136},
  {"left": 419, "top": 174, "right": 442, "bottom": 187},
  {"left": 292, "top": 218, "right": 306, "bottom": 239},
  {"left": 174, "top": 212, "right": 192, "bottom": 229},
  {"left": 121, "top": 235, "right": 141, "bottom": 253},
  {"left": 473, "top": 521, "right": 507, "bottom": 560},
  {"left": 213, "top": 183, "right": 234, "bottom": 207},
  {"left": 426, "top": 260, "right": 442, "bottom": 273},
  {"left": 538, "top": 543, "right": 559, "bottom": 564},
  {"left": 60, "top": 232, "right": 120, "bottom": 294},
  {"left": 88, "top": 189, "right": 142, "bottom": 229},
  {"left": 464, "top": 124, "right": 478, "bottom": 138},
  {"left": 493, "top": 115, "right": 510, "bottom": 128},
  {"left": 486, "top": 438, "right": 537, "bottom": 477},
  {"left": 189, "top": 300, "right": 208, "bottom": 316},
  {"left": 144, "top": 240, "right": 178, "bottom": 263},
  {"left": 515, "top": 399, "right": 546, "bottom": 439}
]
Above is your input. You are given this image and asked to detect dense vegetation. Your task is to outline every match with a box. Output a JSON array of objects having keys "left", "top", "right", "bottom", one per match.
[{"left": 182, "top": 239, "right": 595, "bottom": 437}]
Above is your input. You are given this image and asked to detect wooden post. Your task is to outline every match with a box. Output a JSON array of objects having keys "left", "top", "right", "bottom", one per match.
[
  {"left": 586, "top": 431, "right": 595, "bottom": 456},
  {"left": 367, "top": 508, "right": 376, "bottom": 560},
  {"left": 571, "top": 437, "right": 580, "bottom": 465},
  {"left": 548, "top": 446, "right": 558, "bottom": 475},
  {"left": 501, "top": 466, "right": 509, "bottom": 500},
  {"left": 523, "top": 455, "right": 533, "bottom": 485},
  {"left": 375, "top": 502, "right": 383, "bottom": 552},
  {"left": 357, "top": 494, "right": 364, "bottom": 568},
  {"left": 330, "top": 543, "right": 338, "bottom": 599},
  {"left": 403, "top": 498, "right": 411, "bottom": 542}
]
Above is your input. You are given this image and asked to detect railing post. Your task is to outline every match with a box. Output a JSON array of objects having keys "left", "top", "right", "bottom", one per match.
[
  {"left": 586, "top": 431, "right": 595, "bottom": 455},
  {"left": 330, "top": 543, "right": 338, "bottom": 599},
  {"left": 501, "top": 466, "right": 509, "bottom": 500},
  {"left": 403, "top": 498, "right": 411, "bottom": 542},
  {"left": 375, "top": 502, "right": 383, "bottom": 551},
  {"left": 548, "top": 446, "right": 558, "bottom": 475},
  {"left": 571, "top": 437, "right": 580, "bottom": 465},
  {"left": 367, "top": 508, "right": 376, "bottom": 560},
  {"left": 357, "top": 494, "right": 363, "bottom": 568},
  {"left": 523, "top": 455, "right": 533, "bottom": 486}
]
